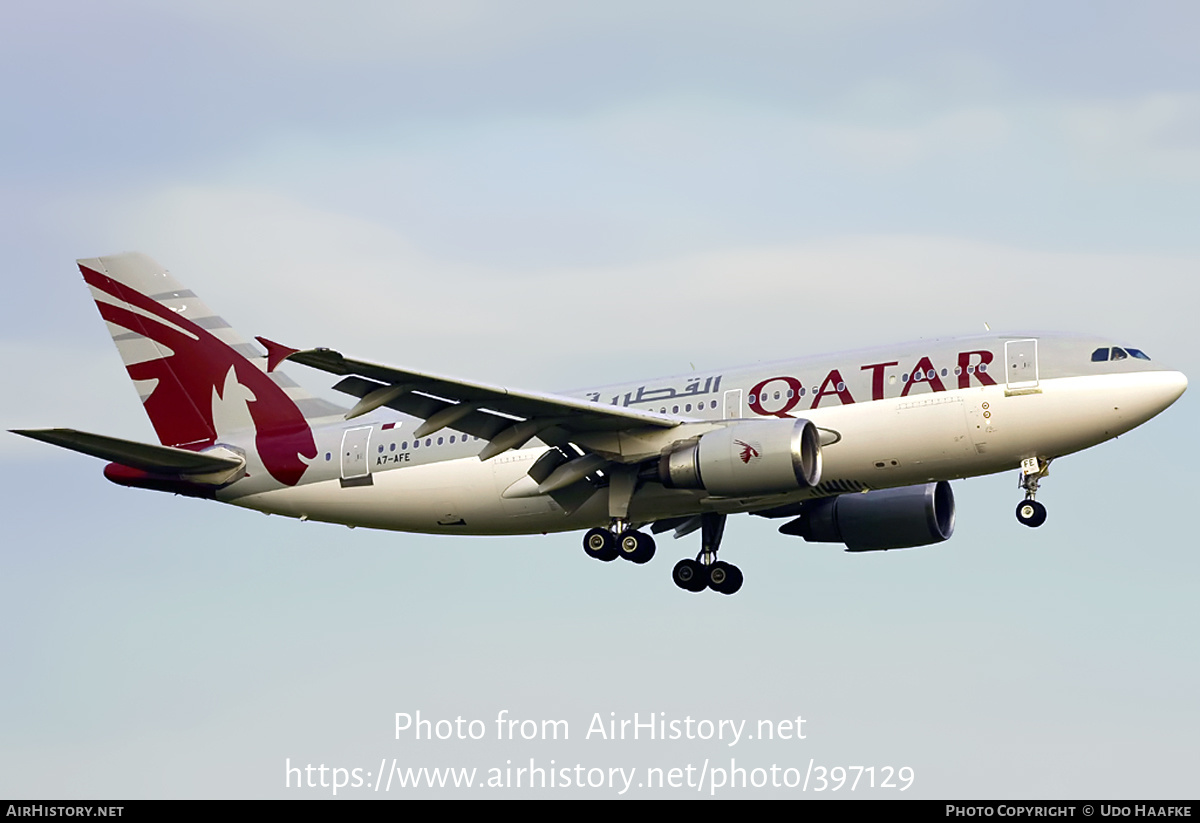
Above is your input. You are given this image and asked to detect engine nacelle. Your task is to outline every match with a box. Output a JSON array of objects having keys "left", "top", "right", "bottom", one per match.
[
  {"left": 659, "top": 418, "right": 822, "bottom": 496},
  {"left": 780, "top": 481, "right": 955, "bottom": 551}
]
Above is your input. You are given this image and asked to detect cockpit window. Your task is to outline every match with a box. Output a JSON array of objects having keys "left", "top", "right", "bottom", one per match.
[{"left": 1092, "top": 346, "right": 1151, "bottom": 363}]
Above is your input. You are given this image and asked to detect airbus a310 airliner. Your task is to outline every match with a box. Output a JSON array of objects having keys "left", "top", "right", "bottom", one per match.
[{"left": 14, "top": 253, "right": 1187, "bottom": 594}]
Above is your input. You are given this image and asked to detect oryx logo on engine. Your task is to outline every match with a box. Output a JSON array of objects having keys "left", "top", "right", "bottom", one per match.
[{"left": 735, "top": 439, "right": 761, "bottom": 465}]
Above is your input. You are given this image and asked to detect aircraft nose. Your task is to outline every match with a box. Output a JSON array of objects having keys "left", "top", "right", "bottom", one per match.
[
  {"left": 1141, "top": 370, "right": 1187, "bottom": 418},
  {"left": 1109, "top": 370, "right": 1187, "bottom": 432},
  {"left": 1158, "top": 370, "right": 1188, "bottom": 409}
]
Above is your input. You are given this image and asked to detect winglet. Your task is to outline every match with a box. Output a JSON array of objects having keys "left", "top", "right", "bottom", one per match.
[{"left": 255, "top": 336, "right": 299, "bottom": 373}]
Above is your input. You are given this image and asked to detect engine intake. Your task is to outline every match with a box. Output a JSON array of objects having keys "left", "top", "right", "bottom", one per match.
[
  {"left": 659, "top": 418, "right": 822, "bottom": 496},
  {"left": 780, "top": 481, "right": 955, "bottom": 551}
]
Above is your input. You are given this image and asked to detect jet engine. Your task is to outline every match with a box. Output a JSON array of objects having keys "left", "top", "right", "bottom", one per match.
[
  {"left": 780, "top": 481, "right": 955, "bottom": 551},
  {"left": 658, "top": 418, "right": 822, "bottom": 496}
]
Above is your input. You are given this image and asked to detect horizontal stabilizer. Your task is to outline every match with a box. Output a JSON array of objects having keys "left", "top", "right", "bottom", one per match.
[{"left": 11, "top": 428, "right": 245, "bottom": 475}]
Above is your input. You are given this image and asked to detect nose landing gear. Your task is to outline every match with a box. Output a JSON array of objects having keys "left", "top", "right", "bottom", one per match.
[
  {"left": 1016, "top": 499, "right": 1047, "bottom": 528},
  {"left": 1016, "top": 457, "right": 1051, "bottom": 528}
]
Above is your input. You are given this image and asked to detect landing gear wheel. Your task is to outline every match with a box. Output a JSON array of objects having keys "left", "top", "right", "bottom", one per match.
[
  {"left": 618, "top": 530, "right": 656, "bottom": 564},
  {"left": 1016, "top": 500, "right": 1047, "bottom": 528},
  {"left": 672, "top": 559, "right": 708, "bottom": 592},
  {"left": 722, "top": 564, "right": 744, "bottom": 595},
  {"left": 583, "top": 527, "right": 618, "bottom": 561},
  {"left": 707, "top": 561, "right": 744, "bottom": 595}
]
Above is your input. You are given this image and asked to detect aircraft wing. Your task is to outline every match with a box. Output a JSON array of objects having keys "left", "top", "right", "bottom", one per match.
[{"left": 259, "top": 339, "right": 682, "bottom": 461}]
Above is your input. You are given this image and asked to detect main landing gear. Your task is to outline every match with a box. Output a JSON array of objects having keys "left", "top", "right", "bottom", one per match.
[
  {"left": 580, "top": 512, "right": 743, "bottom": 595},
  {"left": 583, "top": 522, "right": 656, "bottom": 564},
  {"left": 581, "top": 466, "right": 658, "bottom": 565},
  {"left": 579, "top": 465, "right": 742, "bottom": 594},
  {"left": 672, "top": 513, "right": 742, "bottom": 595},
  {"left": 1015, "top": 457, "right": 1050, "bottom": 528}
]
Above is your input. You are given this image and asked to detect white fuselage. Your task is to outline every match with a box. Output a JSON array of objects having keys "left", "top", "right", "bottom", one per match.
[{"left": 220, "top": 333, "right": 1186, "bottom": 536}]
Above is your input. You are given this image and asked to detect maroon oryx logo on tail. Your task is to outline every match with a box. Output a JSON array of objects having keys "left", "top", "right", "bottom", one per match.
[{"left": 80, "top": 263, "right": 316, "bottom": 486}]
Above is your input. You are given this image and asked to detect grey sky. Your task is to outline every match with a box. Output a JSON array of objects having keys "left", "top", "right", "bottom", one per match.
[{"left": 1, "top": 1, "right": 1197, "bottom": 797}]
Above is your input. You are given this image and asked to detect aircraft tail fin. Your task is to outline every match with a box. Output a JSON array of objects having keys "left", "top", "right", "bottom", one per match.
[{"left": 77, "top": 253, "right": 340, "bottom": 485}]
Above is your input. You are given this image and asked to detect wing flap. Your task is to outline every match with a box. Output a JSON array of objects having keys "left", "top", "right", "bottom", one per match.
[
  {"left": 287, "top": 347, "right": 680, "bottom": 433},
  {"left": 331, "top": 376, "right": 526, "bottom": 442},
  {"left": 267, "top": 345, "right": 683, "bottom": 460}
]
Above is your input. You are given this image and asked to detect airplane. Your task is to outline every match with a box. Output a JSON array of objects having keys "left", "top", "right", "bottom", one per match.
[{"left": 12, "top": 253, "right": 1188, "bottom": 595}]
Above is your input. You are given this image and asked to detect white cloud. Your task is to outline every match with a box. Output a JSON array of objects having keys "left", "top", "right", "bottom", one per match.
[
  {"left": 54, "top": 182, "right": 1200, "bottom": 387},
  {"left": 813, "top": 108, "right": 1012, "bottom": 171},
  {"left": 120, "top": 0, "right": 952, "bottom": 65},
  {"left": 1060, "top": 93, "right": 1200, "bottom": 181}
]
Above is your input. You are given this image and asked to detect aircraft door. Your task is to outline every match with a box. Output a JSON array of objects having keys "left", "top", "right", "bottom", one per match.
[
  {"left": 1005, "top": 339, "right": 1039, "bottom": 391},
  {"left": 340, "top": 426, "right": 372, "bottom": 480},
  {"left": 723, "top": 389, "right": 743, "bottom": 419}
]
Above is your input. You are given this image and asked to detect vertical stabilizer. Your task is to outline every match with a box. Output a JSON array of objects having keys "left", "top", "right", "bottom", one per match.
[{"left": 78, "top": 253, "right": 339, "bottom": 486}]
